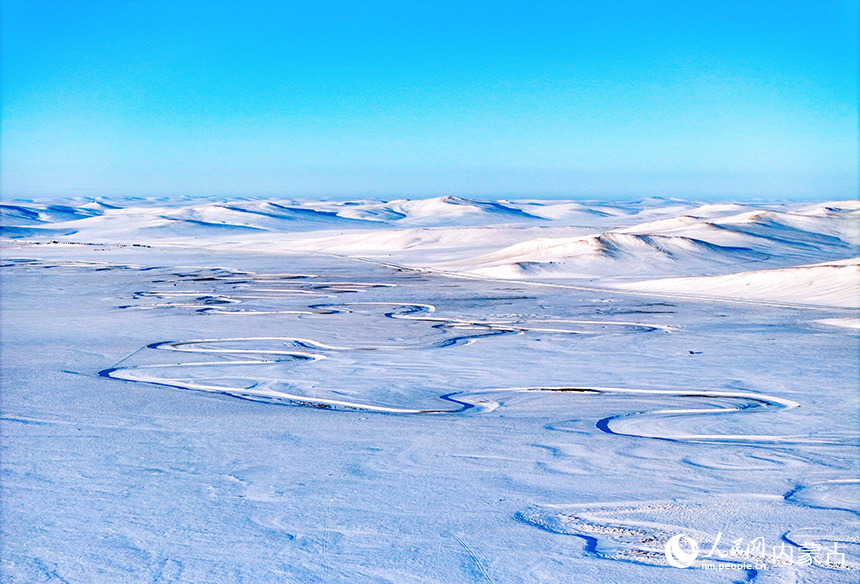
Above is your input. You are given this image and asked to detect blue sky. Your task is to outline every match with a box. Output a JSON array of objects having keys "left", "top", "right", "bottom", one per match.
[{"left": 1, "top": 0, "right": 857, "bottom": 200}]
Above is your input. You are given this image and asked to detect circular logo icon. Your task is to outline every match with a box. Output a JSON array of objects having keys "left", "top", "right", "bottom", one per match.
[{"left": 665, "top": 534, "right": 699, "bottom": 568}]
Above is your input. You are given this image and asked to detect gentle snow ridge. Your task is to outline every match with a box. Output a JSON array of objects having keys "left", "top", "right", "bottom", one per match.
[
  {"left": 614, "top": 258, "right": 860, "bottom": 308},
  {"left": 3, "top": 196, "right": 857, "bottom": 308}
]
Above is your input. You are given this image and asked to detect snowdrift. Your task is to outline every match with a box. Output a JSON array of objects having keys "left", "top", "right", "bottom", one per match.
[{"left": 616, "top": 258, "right": 860, "bottom": 308}]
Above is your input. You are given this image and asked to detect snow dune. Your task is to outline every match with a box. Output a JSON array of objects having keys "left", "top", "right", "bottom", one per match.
[
  {"left": 438, "top": 232, "right": 769, "bottom": 280},
  {"left": 2, "top": 196, "right": 857, "bottom": 308},
  {"left": 616, "top": 258, "right": 860, "bottom": 308}
]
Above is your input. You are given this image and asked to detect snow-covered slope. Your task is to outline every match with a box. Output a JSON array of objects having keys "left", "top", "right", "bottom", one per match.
[
  {"left": 3, "top": 196, "right": 857, "bottom": 307},
  {"left": 438, "top": 232, "right": 769, "bottom": 279},
  {"left": 614, "top": 258, "right": 860, "bottom": 308}
]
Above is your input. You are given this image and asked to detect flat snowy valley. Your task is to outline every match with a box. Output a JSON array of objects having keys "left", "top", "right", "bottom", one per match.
[{"left": 1, "top": 196, "right": 858, "bottom": 583}]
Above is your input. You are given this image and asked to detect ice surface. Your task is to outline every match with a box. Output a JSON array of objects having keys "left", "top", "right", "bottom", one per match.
[{"left": 1, "top": 196, "right": 858, "bottom": 583}]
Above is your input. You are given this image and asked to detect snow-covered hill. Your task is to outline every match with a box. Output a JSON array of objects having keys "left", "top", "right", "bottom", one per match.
[{"left": 3, "top": 196, "right": 857, "bottom": 307}]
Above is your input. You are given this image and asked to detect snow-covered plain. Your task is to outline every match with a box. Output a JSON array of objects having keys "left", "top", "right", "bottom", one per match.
[{"left": 1, "top": 196, "right": 858, "bottom": 583}]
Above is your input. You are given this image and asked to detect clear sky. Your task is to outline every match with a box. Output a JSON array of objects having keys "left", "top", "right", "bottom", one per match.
[{"left": 1, "top": 0, "right": 857, "bottom": 200}]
